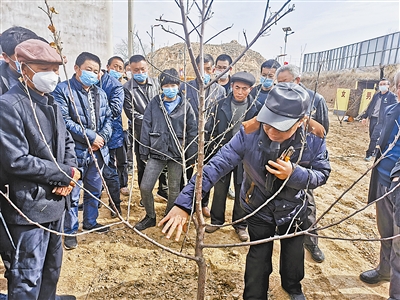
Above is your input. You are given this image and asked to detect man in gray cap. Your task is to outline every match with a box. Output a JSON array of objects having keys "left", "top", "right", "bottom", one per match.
[
  {"left": 160, "top": 82, "right": 331, "bottom": 300},
  {"left": 0, "top": 39, "right": 79, "bottom": 299},
  {"left": 205, "top": 71, "right": 261, "bottom": 241}
]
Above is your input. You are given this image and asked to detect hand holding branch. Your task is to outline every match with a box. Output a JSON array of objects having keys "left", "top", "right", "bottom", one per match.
[{"left": 266, "top": 159, "right": 293, "bottom": 180}]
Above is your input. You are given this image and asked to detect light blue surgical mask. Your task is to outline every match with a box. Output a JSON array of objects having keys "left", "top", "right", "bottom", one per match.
[
  {"left": 133, "top": 72, "right": 148, "bottom": 83},
  {"left": 204, "top": 73, "right": 211, "bottom": 85},
  {"left": 260, "top": 77, "right": 273, "bottom": 89},
  {"left": 379, "top": 85, "right": 388, "bottom": 93},
  {"left": 10, "top": 57, "right": 22, "bottom": 74},
  {"left": 163, "top": 87, "right": 179, "bottom": 99},
  {"left": 79, "top": 70, "right": 99, "bottom": 86},
  {"left": 109, "top": 69, "right": 122, "bottom": 80}
]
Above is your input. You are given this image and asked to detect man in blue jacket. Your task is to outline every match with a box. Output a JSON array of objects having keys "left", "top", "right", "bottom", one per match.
[
  {"left": 99, "top": 56, "right": 125, "bottom": 218},
  {"left": 360, "top": 78, "right": 397, "bottom": 161},
  {"left": 359, "top": 71, "right": 400, "bottom": 300},
  {"left": 160, "top": 82, "right": 331, "bottom": 300},
  {"left": 53, "top": 52, "right": 113, "bottom": 250}
]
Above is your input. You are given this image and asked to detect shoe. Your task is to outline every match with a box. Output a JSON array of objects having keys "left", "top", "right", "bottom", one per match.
[
  {"left": 289, "top": 292, "right": 306, "bottom": 300},
  {"left": 120, "top": 187, "right": 130, "bottom": 196},
  {"left": 135, "top": 215, "right": 156, "bottom": 231},
  {"left": 56, "top": 295, "right": 77, "bottom": 300},
  {"left": 304, "top": 244, "right": 325, "bottom": 263},
  {"left": 359, "top": 269, "right": 390, "bottom": 284},
  {"left": 235, "top": 228, "right": 249, "bottom": 242},
  {"left": 227, "top": 187, "right": 235, "bottom": 200},
  {"left": 205, "top": 224, "right": 220, "bottom": 233},
  {"left": 64, "top": 236, "right": 77, "bottom": 250},
  {"left": 364, "top": 156, "right": 372, "bottom": 161},
  {"left": 78, "top": 203, "right": 83, "bottom": 211},
  {"left": 202, "top": 206, "right": 211, "bottom": 218},
  {"left": 110, "top": 206, "right": 122, "bottom": 218},
  {"left": 139, "top": 199, "right": 144, "bottom": 207},
  {"left": 157, "top": 189, "right": 168, "bottom": 201},
  {"left": 82, "top": 223, "right": 109, "bottom": 233}
]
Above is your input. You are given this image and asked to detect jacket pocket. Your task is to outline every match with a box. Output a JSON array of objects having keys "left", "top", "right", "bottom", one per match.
[{"left": 149, "top": 132, "right": 167, "bottom": 154}]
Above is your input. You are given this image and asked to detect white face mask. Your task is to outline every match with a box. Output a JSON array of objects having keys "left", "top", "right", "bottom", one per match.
[
  {"left": 126, "top": 71, "right": 132, "bottom": 79},
  {"left": 215, "top": 70, "right": 229, "bottom": 80},
  {"left": 32, "top": 71, "right": 59, "bottom": 93},
  {"left": 379, "top": 85, "right": 388, "bottom": 93},
  {"left": 25, "top": 64, "right": 59, "bottom": 93}
]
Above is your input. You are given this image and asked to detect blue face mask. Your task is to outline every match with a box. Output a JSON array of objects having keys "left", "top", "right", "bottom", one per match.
[
  {"left": 79, "top": 70, "right": 99, "bottom": 86},
  {"left": 260, "top": 77, "right": 273, "bottom": 89},
  {"left": 10, "top": 57, "right": 21, "bottom": 74},
  {"left": 133, "top": 72, "right": 148, "bottom": 83},
  {"left": 163, "top": 87, "right": 179, "bottom": 99},
  {"left": 204, "top": 73, "right": 211, "bottom": 85},
  {"left": 109, "top": 69, "right": 122, "bottom": 80}
]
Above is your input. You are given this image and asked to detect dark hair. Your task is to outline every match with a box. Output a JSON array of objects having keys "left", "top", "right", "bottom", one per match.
[
  {"left": 380, "top": 77, "right": 390, "bottom": 84},
  {"left": 260, "top": 59, "right": 281, "bottom": 72},
  {"left": 124, "top": 61, "right": 130, "bottom": 69},
  {"left": 129, "top": 54, "right": 146, "bottom": 64},
  {"left": 195, "top": 54, "right": 214, "bottom": 66},
  {"left": 75, "top": 52, "right": 101, "bottom": 69},
  {"left": 216, "top": 54, "right": 232, "bottom": 65},
  {"left": 1, "top": 26, "right": 39, "bottom": 56},
  {"left": 159, "top": 68, "right": 180, "bottom": 87},
  {"left": 107, "top": 55, "right": 124, "bottom": 66}
]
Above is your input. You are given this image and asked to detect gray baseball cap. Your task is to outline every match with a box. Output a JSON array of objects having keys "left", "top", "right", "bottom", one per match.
[{"left": 256, "top": 82, "right": 310, "bottom": 131}]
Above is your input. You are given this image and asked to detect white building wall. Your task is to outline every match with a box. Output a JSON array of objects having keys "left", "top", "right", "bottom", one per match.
[{"left": 1, "top": 0, "right": 113, "bottom": 79}]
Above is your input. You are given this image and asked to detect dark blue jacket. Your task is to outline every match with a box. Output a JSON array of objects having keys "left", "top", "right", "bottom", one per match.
[
  {"left": 52, "top": 75, "right": 112, "bottom": 167},
  {"left": 368, "top": 103, "right": 400, "bottom": 203},
  {"left": 99, "top": 71, "right": 124, "bottom": 149},
  {"left": 175, "top": 119, "right": 330, "bottom": 226},
  {"left": 0, "top": 83, "right": 77, "bottom": 224},
  {"left": 361, "top": 90, "right": 397, "bottom": 125}
]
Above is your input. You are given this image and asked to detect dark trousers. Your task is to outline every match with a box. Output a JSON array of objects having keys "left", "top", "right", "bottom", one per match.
[
  {"left": 1, "top": 219, "right": 63, "bottom": 300},
  {"left": 114, "top": 140, "right": 128, "bottom": 188},
  {"left": 135, "top": 139, "right": 168, "bottom": 192},
  {"left": 210, "top": 168, "right": 246, "bottom": 229},
  {"left": 366, "top": 116, "right": 380, "bottom": 157},
  {"left": 243, "top": 215, "right": 305, "bottom": 300},
  {"left": 304, "top": 189, "right": 317, "bottom": 246},
  {"left": 103, "top": 153, "right": 121, "bottom": 209}
]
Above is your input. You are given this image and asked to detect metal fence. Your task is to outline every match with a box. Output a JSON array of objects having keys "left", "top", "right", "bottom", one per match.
[{"left": 302, "top": 31, "right": 400, "bottom": 73}]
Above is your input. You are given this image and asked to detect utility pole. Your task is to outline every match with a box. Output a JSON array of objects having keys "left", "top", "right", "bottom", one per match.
[{"left": 128, "top": 0, "right": 134, "bottom": 57}]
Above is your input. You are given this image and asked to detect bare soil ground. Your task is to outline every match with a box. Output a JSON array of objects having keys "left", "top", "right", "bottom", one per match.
[{"left": 0, "top": 110, "right": 391, "bottom": 299}]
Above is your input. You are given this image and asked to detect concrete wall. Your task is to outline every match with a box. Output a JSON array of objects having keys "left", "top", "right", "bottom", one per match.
[{"left": 1, "top": 0, "right": 113, "bottom": 79}]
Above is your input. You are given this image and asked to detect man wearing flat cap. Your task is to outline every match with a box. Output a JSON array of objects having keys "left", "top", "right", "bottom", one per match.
[
  {"left": 160, "top": 82, "right": 331, "bottom": 300},
  {"left": 0, "top": 39, "right": 79, "bottom": 299},
  {"left": 205, "top": 71, "right": 261, "bottom": 242}
]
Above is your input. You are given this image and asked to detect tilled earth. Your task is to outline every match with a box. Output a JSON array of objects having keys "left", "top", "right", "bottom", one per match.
[{"left": 0, "top": 111, "right": 391, "bottom": 299}]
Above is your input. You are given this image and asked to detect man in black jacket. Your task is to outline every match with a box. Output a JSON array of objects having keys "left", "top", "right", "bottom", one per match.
[
  {"left": 276, "top": 64, "right": 329, "bottom": 263},
  {"left": 359, "top": 71, "right": 400, "bottom": 300},
  {"left": 123, "top": 55, "right": 168, "bottom": 202},
  {"left": 0, "top": 39, "right": 79, "bottom": 300},
  {"left": 360, "top": 78, "right": 397, "bottom": 161},
  {"left": 205, "top": 71, "right": 261, "bottom": 242}
]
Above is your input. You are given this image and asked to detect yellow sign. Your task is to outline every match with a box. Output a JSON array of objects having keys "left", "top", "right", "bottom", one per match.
[
  {"left": 359, "top": 89, "right": 375, "bottom": 114},
  {"left": 334, "top": 88, "right": 350, "bottom": 116}
]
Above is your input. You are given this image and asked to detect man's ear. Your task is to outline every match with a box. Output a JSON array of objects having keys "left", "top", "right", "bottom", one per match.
[
  {"left": 2, "top": 52, "right": 11, "bottom": 64},
  {"left": 73, "top": 65, "right": 79, "bottom": 73}
]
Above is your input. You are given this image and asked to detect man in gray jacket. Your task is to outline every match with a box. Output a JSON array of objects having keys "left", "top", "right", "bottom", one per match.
[{"left": 123, "top": 55, "right": 168, "bottom": 202}]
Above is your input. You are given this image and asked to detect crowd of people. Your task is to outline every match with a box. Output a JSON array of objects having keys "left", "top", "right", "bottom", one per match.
[{"left": 0, "top": 25, "right": 399, "bottom": 300}]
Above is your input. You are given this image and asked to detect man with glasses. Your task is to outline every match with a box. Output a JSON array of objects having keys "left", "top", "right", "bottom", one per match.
[
  {"left": 250, "top": 59, "right": 281, "bottom": 105},
  {"left": 214, "top": 54, "right": 233, "bottom": 95},
  {"left": 160, "top": 82, "right": 330, "bottom": 300}
]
